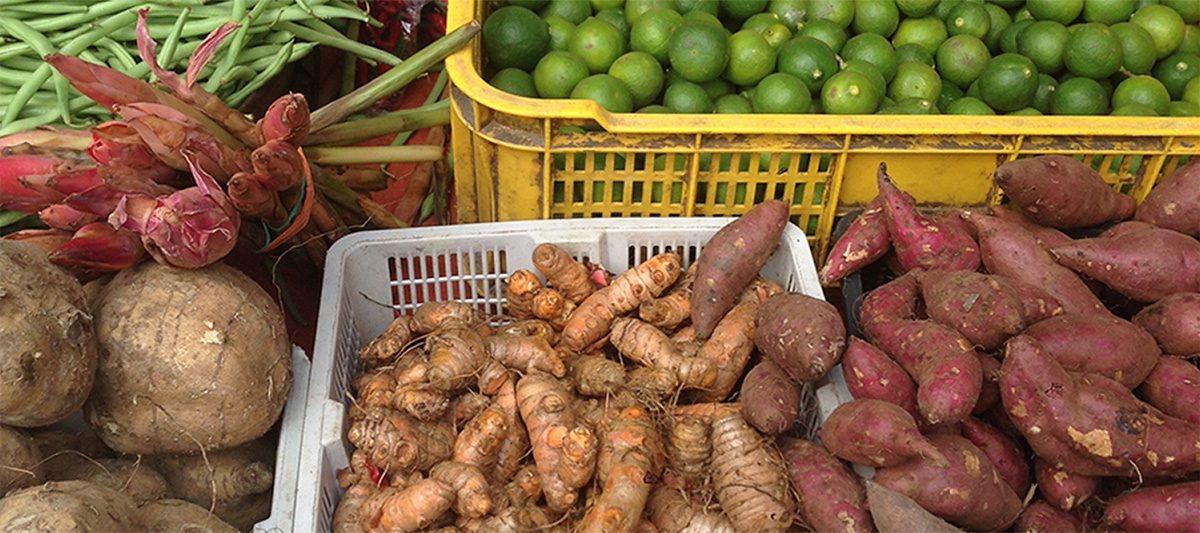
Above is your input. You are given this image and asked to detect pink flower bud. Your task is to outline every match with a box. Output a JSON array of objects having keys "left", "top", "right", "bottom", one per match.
[{"left": 49, "top": 222, "right": 147, "bottom": 272}]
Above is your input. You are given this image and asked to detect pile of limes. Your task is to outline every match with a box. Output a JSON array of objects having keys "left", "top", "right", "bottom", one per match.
[{"left": 481, "top": 0, "right": 1200, "bottom": 116}]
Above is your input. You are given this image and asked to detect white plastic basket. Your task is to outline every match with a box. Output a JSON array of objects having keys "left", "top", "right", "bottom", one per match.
[
  {"left": 252, "top": 346, "right": 311, "bottom": 533},
  {"left": 295, "top": 218, "right": 851, "bottom": 532}
]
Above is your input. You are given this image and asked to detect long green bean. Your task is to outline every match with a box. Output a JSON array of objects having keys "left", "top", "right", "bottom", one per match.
[
  {"left": 223, "top": 40, "right": 294, "bottom": 107},
  {"left": 157, "top": 8, "right": 190, "bottom": 69}
]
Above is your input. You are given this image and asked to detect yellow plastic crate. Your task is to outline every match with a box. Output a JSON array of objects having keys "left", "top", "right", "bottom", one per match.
[{"left": 445, "top": 0, "right": 1200, "bottom": 260}]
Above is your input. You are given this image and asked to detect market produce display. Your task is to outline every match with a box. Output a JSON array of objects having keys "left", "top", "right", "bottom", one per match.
[{"left": 480, "top": 0, "right": 1200, "bottom": 116}]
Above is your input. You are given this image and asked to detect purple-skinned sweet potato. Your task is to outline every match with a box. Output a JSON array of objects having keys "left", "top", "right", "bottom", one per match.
[
  {"left": 779, "top": 438, "right": 872, "bottom": 533},
  {"left": 1016, "top": 501, "right": 1085, "bottom": 533},
  {"left": 1023, "top": 314, "right": 1161, "bottom": 388},
  {"left": 859, "top": 271, "right": 921, "bottom": 330},
  {"left": 1103, "top": 481, "right": 1200, "bottom": 532},
  {"left": 1136, "top": 356, "right": 1200, "bottom": 425},
  {"left": 820, "top": 197, "right": 890, "bottom": 286},
  {"left": 962, "top": 417, "right": 1030, "bottom": 499},
  {"left": 842, "top": 336, "right": 918, "bottom": 416},
  {"left": 973, "top": 353, "right": 1002, "bottom": 415},
  {"left": 1050, "top": 226, "right": 1200, "bottom": 302},
  {"left": 989, "top": 205, "right": 1073, "bottom": 248},
  {"left": 1034, "top": 458, "right": 1097, "bottom": 511},
  {"left": 1132, "top": 292, "right": 1200, "bottom": 356},
  {"left": 864, "top": 480, "right": 962, "bottom": 533},
  {"left": 918, "top": 270, "right": 1027, "bottom": 351},
  {"left": 739, "top": 359, "right": 801, "bottom": 436},
  {"left": 819, "top": 398, "right": 948, "bottom": 468},
  {"left": 993, "top": 275, "right": 1064, "bottom": 325},
  {"left": 994, "top": 155, "right": 1136, "bottom": 229},
  {"left": 999, "top": 335, "right": 1200, "bottom": 477},
  {"left": 1136, "top": 157, "right": 1200, "bottom": 238},
  {"left": 691, "top": 199, "right": 790, "bottom": 340},
  {"left": 877, "top": 163, "right": 980, "bottom": 273},
  {"left": 1098, "top": 220, "right": 1157, "bottom": 239},
  {"left": 961, "top": 210, "right": 1108, "bottom": 316},
  {"left": 754, "top": 292, "right": 846, "bottom": 383},
  {"left": 873, "top": 434, "right": 1022, "bottom": 532}
]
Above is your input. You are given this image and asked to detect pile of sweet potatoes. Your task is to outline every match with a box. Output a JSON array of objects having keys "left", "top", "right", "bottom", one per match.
[{"left": 811, "top": 156, "right": 1200, "bottom": 532}]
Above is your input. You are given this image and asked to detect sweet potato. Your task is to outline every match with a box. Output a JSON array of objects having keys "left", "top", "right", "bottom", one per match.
[
  {"left": 1051, "top": 226, "right": 1200, "bottom": 302},
  {"left": 877, "top": 163, "right": 980, "bottom": 273},
  {"left": 873, "top": 434, "right": 1022, "bottom": 532},
  {"left": 819, "top": 399, "right": 947, "bottom": 468},
  {"left": 994, "top": 155, "right": 1136, "bottom": 228},
  {"left": 0, "top": 425, "right": 42, "bottom": 492},
  {"left": 918, "top": 270, "right": 1027, "bottom": 351},
  {"left": 740, "top": 359, "right": 801, "bottom": 435},
  {"left": 0, "top": 480, "right": 141, "bottom": 531},
  {"left": 754, "top": 292, "right": 846, "bottom": 383},
  {"left": 1023, "top": 314, "right": 1161, "bottom": 388},
  {"left": 1132, "top": 292, "right": 1200, "bottom": 356},
  {"left": 1098, "top": 220, "right": 1157, "bottom": 239},
  {"left": 864, "top": 480, "right": 962, "bottom": 533},
  {"left": 137, "top": 499, "right": 239, "bottom": 533},
  {"left": 962, "top": 418, "right": 1031, "bottom": 499},
  {"left": 961, "top": 210, "right": 1108, "bottom": 315},
  {"left": 989, "top": 205, "right": 1073, "bottom": 248},
  {"left": 994, "top": 275, "right": 1065, "bottom": 325},
  {"left": 779, "top": 438, "right": 873, "bottom": 533},
  {"left": 1136, "top": 356, "right": 1200, "bottom": 424},
  {"left": 1103, "top": 480, "right": 1200, "bottom": 532},
  {"left": 691, "top": 199, "right": 790, "bottom": 339},
  {"left": 820, "top": 197, "right": 890, "bottom": 286},
  {"left": 1015, "top": 500, "right": 1085, "bottom": 533},
  {"left": 974, "top": 353, "right": 1002, "bottom": 415},
  {"left": 1033, "top": 458, "right": 1096, "bottom": 512},
  {"left": 1136, "top": 157, "right": 1200, "bottom": 237},
  {"left": 841, "top": 336, "right": 919, "bottom": 416},
  {"left": 999, "top": 334, "right": 1200, "bottom": 477}
]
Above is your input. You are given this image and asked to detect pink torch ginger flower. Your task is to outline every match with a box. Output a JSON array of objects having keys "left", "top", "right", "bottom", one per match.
[
  {"left": 40, "top": 204, "right": 100, "bottom": 231},
  {"left": 49, "top": 222, "right": 147, "bottom": 273}
]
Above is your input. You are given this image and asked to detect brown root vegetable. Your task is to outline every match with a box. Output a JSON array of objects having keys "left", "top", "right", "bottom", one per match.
[
  {"left": 425, "top": 325, "right": 488, "bottom": 391},
  {"left": 1103, "top": 480, "right": 1200, "bottom": 532},
  {"left": 961, "top": 210, "right": 1108, "bottom": 315},
  {"left": 864, "top": 479, "right": 962, "bottom": 533},
  {"left": 392, "top": 384, "right": 451, "bottom": 423},
  {"left": 627, "top": 366, "right": 679, "bottom": 399},
  {"left": 820, "top": 197, "right": 890, "bottom": 286},
  {"left": 503, "top": 463, "right": 541, "bottom": 507},
  {"left": 754, "top": 292, "right": 846, "bottom": 383},
  {"left": 531, "top": 288, "right": 567, "bottom": 321},
  {"left": 779, "top": 438, "right": 872, "bottom": 533},
  {"left": 1135, "top": 157, "right": 1200, "bottom": 237},
  {"left": 842, "top": 336, "right": 919, "bottom": 416},
  {"left": 430, "top": 461, "right": 492, "bottom": 518},
  {"left": 610, "top": 317, "right": 716, "bottom": 389},
  {"left": 1015, "top": 500, "right": 1085, "bottom": 533},
  {"left": 691, "top": 199, "right": 790, "bottom": 340},
  {"left": 504, "top": 269, "right": 542, "bottom": 319},
  {"left": 347, "top": 408, "right": 455, "bottom": 474},
  {"left": 27, "top": 427, "right": 113, "bottom": 481},
  {"left": 478, "top": 504, "right": 561, "bottom": 533},
  {"left": 1023, "top": 314, "right": 1161, "bottom": 388},
  {"left": 1051, "top": 226, "right": 1200, "bottom": 302},
  {"left": 989, "top": 205, "right": 1074, "bottom": 248},
  {"left": 453, "top": 403, "right": 508, "bottom": 471},
  {"left": 1033, "top": 458, "right": 1096, "bottom": 512},
  {"left": 358, "top": 315, "right": 414, "bottom": 367},
  {"left": 150, "top": 440, "right": 276, "bottom": 531},
  {"left": 877, "top": 163, "right": 980, "bottom": 273},
  {"left": 49, "top": 457, "right": 170, "bottom": 504},
  {"left": 0, "top": 425, "right": 42, "bottom": 492},
  {"left": 961, "top": 418, "right": 1031, "bottom": 499},
  {"left": 638, "top": 263, "right": 696, "bottom": 329},
  {"left": 819, "top": 399, "right": 948, "bottom": 468},
  {"left": 412, "top": 301, "right": 476, "bottom": 333},
  {"left": 85, "top": 262, "right": 292, "bottom": 454},
  {"left": 448, "top": 391, "right": 491, "bottom": 426},
  {"left": 873, "top": 434, "right": 1022, "bottom": 532},
  {"left": 919, "top": 270, "right": 1027, "bottom": 351},
  {"left": 667, "top": 416, "right": 710, "bottom": 490},
  {"left": 557, "top": 425, "right": 599, "bottom": 489},
  {"left": 137, "top": 498, "right": 239, "bottom": 532},
  {"left": 709, "top": 409, "right": 793, "bottom": 532},
  {"left": 485, "top": 335, "right": 565, "bottom": 377},
  {"left": 994, "top": 155, "right": 1136, "bottom": 228},
  {"left": 495, "top": 319, "right": 558, "bottom": 346},
  {"left": 478, "top": 364, "right": 527, "bottom": 482},
  {"left": 569, "top": 355, "right": 625, "bottom": 397},
  {"left": 579, "top": 406, "right": 666, "bottom": 533},
  {"left": 1136, "top": 356, "right": 1200, "bottom": 424},
  {"left": 999, "top": 334, "right": 1200, "bottom": 477},
  {"left": 333, "top": 485, "right": 370, "bottom": 533},
  {"left": 0, "top": 240, "right": 98, "bottom": 428},
  {"left": 648, "top": 485, "right": 737, "bottom": 533},
  {"left": 1132, "top": 292, "right": 1200, "bottom": 356},
  {"left": 739, "top": 359, "right": 801, "bottom": 435},
  {"left": 562, "top": 252, "right": 682, "bottom": 352},
  {"left": 0, "top": 480, "right": 141, "bottom": 531},
  {"left": 691, "top": 299, "right": 758, "bottom": 402},
  {"left": 515, "top": 370, "right": 593, "bottom": 512},
  {"left": 532, "top": 243, "right": 594, "bottom": 304},
  {"left": 373, "top": 478, "right": 455, "bottom": 532}
]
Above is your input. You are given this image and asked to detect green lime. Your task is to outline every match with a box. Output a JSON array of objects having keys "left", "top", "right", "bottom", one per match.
[
  {"left": 889, "top": 60, "right": 944, "bottom": 101},
  {"left": 1032, "top": 72, "right": 1058, "bottom": 112},
  {"left": 842, "top": 33, "right": 900, "bottom": 82},
  {"left": 946, "top": 96, "right": 996, "bottom": 114},
  {"left": 1163, "top": 0, "right": 1200, "bottom": 22},
  {"left": 895, "top": 42, "right": 936, "bottom": 66},
  {"left": 1134, "top": 0, "right": 1159, "bottom": 9},
  {"left": 1183, "top": 75, "right": 1200, "bottom": 106},
  {"left": 490, "top": 67, "right": 539, "bottom": 97},
  {"left": 570, "top": 73, "right": 635, "bottom": 111},
  {"left": 777, "top": 36, "right": 841, "bottom": 93},
  {"left": 1009, "top": 106, "right": 1044, "bottom": 115},
  {"left": 591, "top": 0, "right": 624, "bottom": 10},
  {"left": 809, "top": 95, "right": 825, "bottom": 113},
  {"left": 545, "top": 16, "right": 575, "bottom": 52},
  {"left": 946, "top": 2, "right": 991, "bottom": 39},
  {"left": 798, "top": 19, "right": 850, "bottom": 53},
  {"left": 715, "top": 93, "right": 755, "bottom": 112},
  {"left": 933, "top": 0, "right": 962, "bottom": 21},
  {"left": 596, "top": 8, "right": 631, "bottom": 39},
  {"left": 484, "top": 6, "right": 551, "bottom": 71},
  {"left": 888, "top": 97, "right": 940, "bottom": 113},
  {"left": 822, "top": 70, "right": 883, "bottom": 113},
  {"left": 637, "top": 104, "right": 673, "bottom": 113},
  {"left": 631, "top": 8, "right": 683, "bottom": 63},
  {"left": 769, "top": 0, "right": 807, "bottom": 31},
  {"left": 681, "top": 10, "right": 726, "bottom": 29},
  {"left": 1050, "top": 76, "right": 1109, "bottom": 114},
  {"left": 1181, "top": 24, "right": 1200, "bottom": 56},
  {"left": 626, "top": 0, "right": 674, "bottom": 24},
  {"left": 721, "top": 0, "right": 770, "bottom": 20},
  {"left": 966, "top": 79, "right": 981, "bottom": 97},
  {"left": 540, "top": 0, "right": 592, "bottom": 24},
  {"left": 1168, "top": 100, "right": 1200, "bottom": 115},
  {"left": 978, "top": 53, "right": 1040, "bottom": 111},
  {"left": 663, "top": 80, "right": 715, "bottom": 112},
  {"left": 676, "top": 0, "right": 718, "bottom": 16},
  {"left": 854, "top": 0, "right": 902, "bottom": 38},
  {"left": 1062, "top": 71, "right": 1115, "bottom": 95},
  {"left": 666, "top": 67, "right": 686, "bottom": 87},
  {"left": 807, "top": 0, "right": 856, "bottom": 27},
  {"left": 1019, "top": 20, "right": 1070, "bottom": 75},
  {"left": 893, "top": 17, "right": 950, "bottom": 54},
  {"left": 534, "top": 51, "right": 591, "bottom": 97},
  {"left": 991, "top": 0, "right": 1024, "bottom": 7},
  {"left": 569, "top": 18, "right": 627, "bottom": 73},
  {"left": 1083, "top": 0, "right": 1137, "bottom": 23},
  {"left": 702, "top": 77, "right": 734, "bottom": 99},
  {"left": 1112, "top": 103, "right": 1159, "bottom": 115},
  {"left": 743, "top": 12, "right": 783, "bottom": 33},
  {"left": 1131, "top": 4, "right": 1186, "bottom": 58},
  {"left": 897, "top": 0, "right": 941, "bottom": 17},
  {"left": 668, "top": 21, "right": 730, "bottom": 82},
  {"left": 1000, "top": 19, "right": 1034, "bottom": 54},
  {"left": 1013, "top": 8, "right": 1034, "bottom": 22},
  {"left": 1111, "top": 22, "right": 1159, "bottom": 74},
  {"left": 752, "top": 72, "right": 812, "bottom": 112},
  {"left": 724, "top": 29, "right": 778, "bottom": 85},
  {"left": 1112, "top": 74, "right": 1170, "bottom": 113},
  {"left": 843, "top": 59, "right": 889, "bottom": 94},
  {"left": 936, "top": 34, "right": 991, "bottom": 87},
  {"left": 1063, "top": 23, "right": 1124, "bottom": 78},
  {"left": 762, "top": 24, "right": 794, "bottom": 48},
  {"left": 609, "top": 51, "right": 666, "bottom": 107},
  {"left": 1027, "top": 0, "right": 1084, "bottom": 24},
  {"left": 1152, "top": 51, "right": 1200, "bottom": 98},
  {"left": 938, "top": 81, "right": 965, "bottom": 109},
  {"left": 982, "top": 3, "right": 1013, "bottom": 52},
  {"left": 509, "top": 0, "right": 550, "bottom": 10}
]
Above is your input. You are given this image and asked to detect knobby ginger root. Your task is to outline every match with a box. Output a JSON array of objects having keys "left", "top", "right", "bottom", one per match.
[
  {"left": 426, "top": 326, "right": 488, "bottom": 391},
  {"left": 516, "top": 370, "right": 595, "bottom": 511},
  {"left": 496, "top": 319, "right": 558, "bottom": 345},
  {"left": 358, "top": 315, "right": 414, "bottom": 366},
  {"left": 571, "top": 355, "right": 626, "bottom": 397},
  {"left": 579, "top": 406, "right": 667, "bottom": 533},
  {"left": 448, "top": 391, "right": 491, "bottom": 426},
  {"left": 649, "top": 486, "right": 737, "bottom": 533},
  {"left": 504, "top": 270, "right": 542, "bottom": 319},
  {"left": 372, "top": 478, "right": 456, "bottom": 532},
  {"left": 627, "top": 366, "right": 679, "bottom": 399},
  {"left": 453, "top": 403, "right": 507, "bottom": 471},
  {"left": 611, "top": 317, "right": 716, "bottom": 390},
  {"left": 691, "top": 299, "right": 758, "bottom": 402},
  {"left": 486, "top": 335, "right": 566, "bottom": 377},
  {"left": 347, "top": 408, "right": 455, "bottom": 473},
  {"left": 638, "top": 263, "right": 697, "bottom": 329},
  {"left": 533, "top": 243, "right": 595, "bottom": 304},
  {"left": 532, "top": 288, "right": 566, "bottom": 320},
  {"left": 562, "top": 252, "right": 682, "bottom": 352},
  {"left": 412, "top": 301, "right": 476, "bottom": 333},
  {"left": 430, "top": 461, "right": 492, "bottom": 518}
]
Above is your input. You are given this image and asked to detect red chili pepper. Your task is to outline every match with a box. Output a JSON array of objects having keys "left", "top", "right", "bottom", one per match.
[{"left": 364, "top": 456, "right": 388, "bottom": 487}]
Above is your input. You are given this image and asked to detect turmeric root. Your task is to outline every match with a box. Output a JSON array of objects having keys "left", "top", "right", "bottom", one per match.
[
  {"left": 478, "top": 504, "right": 561, "bottom": 533},
  {"left": 478, "top": 362, "right": 528, "bottom": 482},
  {"left": 505, "top": 270, "right": 542, "bottom": 319},
  {"left": 430, "top": 461, "right": 492, "bottom": 518},
  {"left": 691, "top": 300, "right": 758, "bottom": 402},
  {"left": 638, "top": 263, "right": 697, "bottom": 329},
  {"left": 346, "top": 408, "right": 455, "bottom": 473},
  {"left": 504, "top": 463, "right": 542, "bottom": 507},
  {"left": 448, "top": 391, "right": 491, "bottom": 426},
  {"left": 532, "top": 288, "right": 567, "bottom": 320},
  {"left": 486, "top": 335, "right": 566, "bottom": 377},
  {"left": 496, "top": 319, "right": 558, "bottom": 345},
  {"left": 610, "top": 317, "right": 716, "bottom": 390},
  {"left": 425, "top": 325, "right": 488, "bottom": 391},
  {"left": 353, "top": 370, "right": 399, "bottom": 412},
  {"left": 571, "top": 355, "right": 626, "bottom": 397},
  {"left": 516, "top": 370, "right": 593, "bottom": 511},
  {"left": 667, "top": 416, "right": 711, "bottom": 490},
  {"left": 743, "top": 277, "right": 785, "bottom": 304},
  {"left": 392, "top": 384, "right": 450, "bottom": 422},
  {"left": 412, "top": 301, "right": 476, "bottom": 333},
  {"left": 709, "top": 410, "right": 793, "bottom": 532},
  {"left": 627, "top": 366, "right": 679, "bottom": 398},
  {"left": 375, "top": 478, "right": 456, "bottom": 532},
  {"left": 562, "top": 252, "right": 682, "bottom": 352},
  {"left": 580, "top": 406, "right": 667, "bottom": 533},
  {"left": 533, "top": 243, "right": 595, "bottom": 304},
  {"left": 333, "top": 484, "right": 371, "bottom": 533},
  {"left": 453, "top": 403, "right": 508, "bottom": 470},
  {"left": 649, "top": 486, "right": 737, "bottom": 533},
  {"left": 672, "top": 326, "right": 703, "bottom": 359},
  {"left": 558, "top": 425, "right": 600, "bottom": 489},
  {"left": 358, "top": 315, "right": 414, "bottom": 366}
]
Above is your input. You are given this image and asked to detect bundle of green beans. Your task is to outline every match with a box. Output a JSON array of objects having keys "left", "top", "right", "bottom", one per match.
[{"left": 0, "top": 0, "right": 407, "bottom": 136}]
